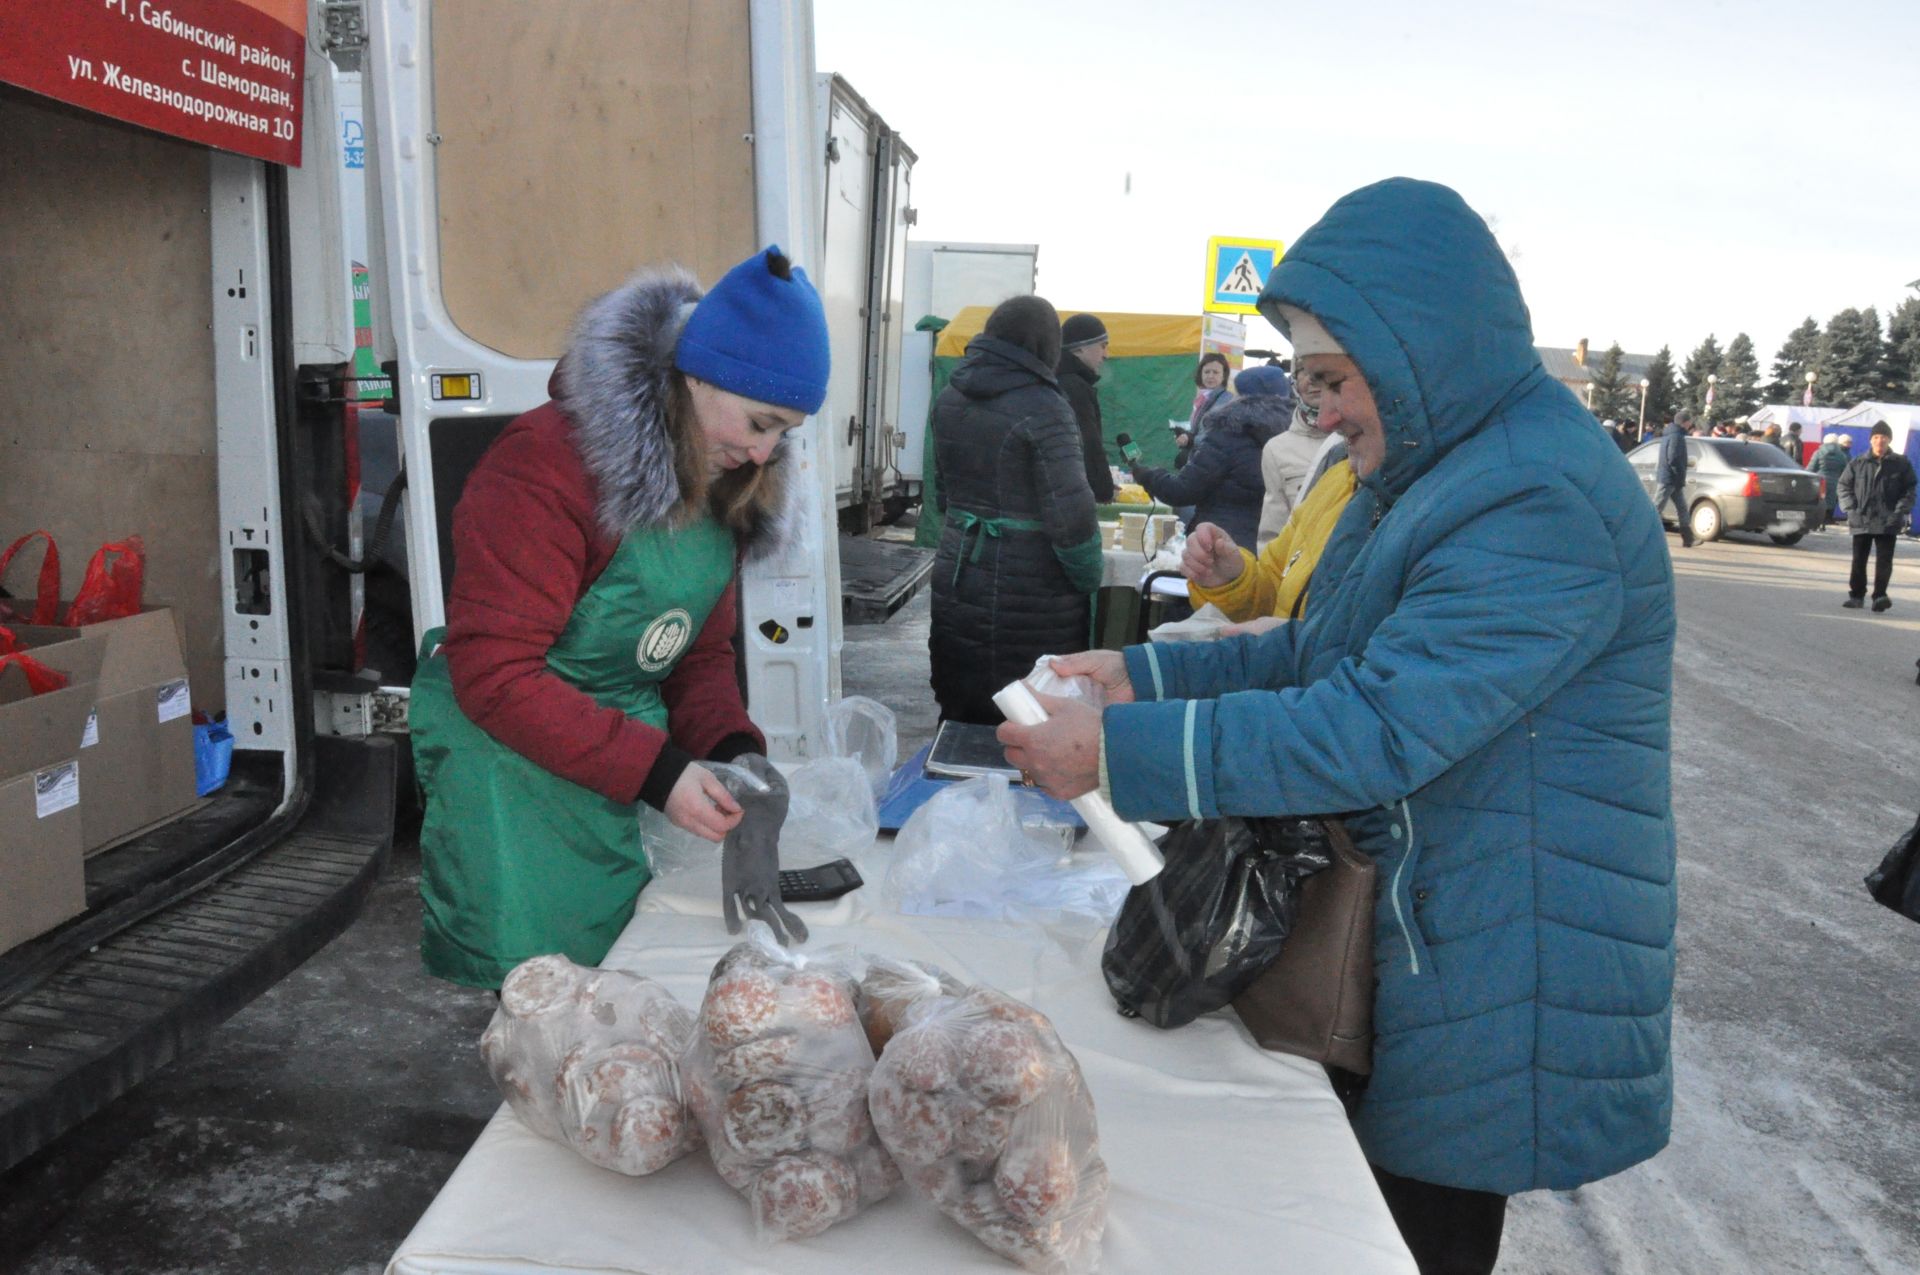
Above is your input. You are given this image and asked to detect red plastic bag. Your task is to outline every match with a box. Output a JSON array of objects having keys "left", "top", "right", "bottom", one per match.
[
  {"left": 0, "top": 531, "right": 62, "bottom": 625},
  {"left": 0, "top": 650, "right": 70, "bottom": 696},
  {"left": 66, "top": 536, "right": 145, "bottom": 626}
]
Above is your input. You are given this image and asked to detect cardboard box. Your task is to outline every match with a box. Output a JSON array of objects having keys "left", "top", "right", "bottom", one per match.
[
  {"left": 0, "top": 634, "right": 106, "bottom": 955},
  {"left": 7, "top": 608, "right": 200, "bottom": 854}
]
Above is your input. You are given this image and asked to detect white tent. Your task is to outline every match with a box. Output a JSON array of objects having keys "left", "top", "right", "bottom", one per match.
[
  {"left": 1828, "top": 402, "right": 1920, "bottom": 453},
  {"left": 1747, "top": 404, "right": 1845, "bottom": 431}
]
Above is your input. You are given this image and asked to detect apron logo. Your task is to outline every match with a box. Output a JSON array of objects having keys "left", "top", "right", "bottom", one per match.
[{"left": 636, "top": 608, "right": 694, "bottom": 672}]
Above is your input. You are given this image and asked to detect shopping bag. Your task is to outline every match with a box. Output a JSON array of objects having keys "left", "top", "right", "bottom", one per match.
[
  {"left": 0, "top": 649, "right": 71, "bottom": 696},
  {"left": 193, "top": 713, "right": 235, "bottom": 797},
  {"left": 1101, "top": 816, "right": 1335, "bottom": 1029},
  {"left": 66, "top": 536, "right": 145, "bottom": 625},
  {"left": 1865, "top": 815, "right": 1920, "bottom": 924},
  {"left": 0, "top": 530, "right": 62, "bottom": 625}
]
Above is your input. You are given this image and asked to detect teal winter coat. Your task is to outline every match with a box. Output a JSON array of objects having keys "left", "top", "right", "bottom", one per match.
[{"left": 1102, "top": 179, "right": 1677, "bottom": 1195}]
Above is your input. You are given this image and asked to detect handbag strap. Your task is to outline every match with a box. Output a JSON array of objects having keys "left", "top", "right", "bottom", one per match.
[{"left": 0, "top": 530, "right": 61, "bottom": 625}]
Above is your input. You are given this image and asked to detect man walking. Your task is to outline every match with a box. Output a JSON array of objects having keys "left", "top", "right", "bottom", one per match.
[
  {"left": 1838, "top": 422, "right": 1917, "bottom": 611},
  {"left": 1810, "top": 433, "right": 1852, "bottom": 525},
  {"left": 1655, "top": 410, "right": 1695, "bottom": 548},
  {"left": 1056, "top": 312, "right": 1115, "bottom": 503}
]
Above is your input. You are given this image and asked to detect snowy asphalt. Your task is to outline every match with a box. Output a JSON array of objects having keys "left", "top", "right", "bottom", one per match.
[{"left": 2, "top": 526, "right": 1917, "bottom": 1274}]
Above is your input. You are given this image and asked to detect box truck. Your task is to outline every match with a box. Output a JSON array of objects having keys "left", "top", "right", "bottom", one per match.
[{"left": 0, "top": 0, "right": 855, "bottom": 1171}]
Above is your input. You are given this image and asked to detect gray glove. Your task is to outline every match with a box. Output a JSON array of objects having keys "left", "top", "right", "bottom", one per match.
[{"left": 718, "top": 754, "right": 808, "bottom": 945}]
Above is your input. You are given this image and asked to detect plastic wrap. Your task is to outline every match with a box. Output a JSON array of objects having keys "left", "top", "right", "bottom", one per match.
[
  {"left": 682, "top": 923, "right": 900, "bottom": 1241},
  {"left": 480, "top": 954, "right": 701, "bottom": 1175},
  {"left": 780, "top": 756, "right": 879, "bottom": 861},
  {"left": 1147, "top": 602, "right": 1234, "bottom": 644},
  {"left": 824, "top": 696, "right": 899, "bottom": 801},
  {"left": 887, "top": 775, "right": 1128, "bottom": 924},
  {"left": 869, "top": 983, "right": 1109, "bottom": 1274},
  {"left": 633, "top": 760, "right": 763, "bottom": 877},
  {"left": 1021, "top": 655, "right": 1106, "bottom": 711}
]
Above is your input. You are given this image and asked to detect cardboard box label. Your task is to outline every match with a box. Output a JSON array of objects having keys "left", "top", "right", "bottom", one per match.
[
  {"left": 156, "top": 679, "right": 191, "bottom": 724},
  {"left": 82, "top": 708, "right": 99, "bottom": 749},
  {"left": 36, "top": 762, "right": 79, "bottom": 818}
]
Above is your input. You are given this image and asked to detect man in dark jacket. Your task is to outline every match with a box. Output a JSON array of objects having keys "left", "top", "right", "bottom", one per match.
[
  {"left": 1654, "top": 410, "right": 1695, "bottom": 548},
  {"left": 929, "top": 296, "right": 1104, "bottom": 723},
  {"left": 1056, "top": 312, "right": 1115, "bottom": 502},
  {"left": 1838, "top": 422, "right": 1917, "bottom": 611}
]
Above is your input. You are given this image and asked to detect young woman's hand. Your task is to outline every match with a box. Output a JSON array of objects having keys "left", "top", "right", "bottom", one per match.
[
  {"left": 1183, "top": 522, "right": 1245, "bottom": 589},
  {"left": 663, "top": 763, "right": 744, "bottom": 842},
  {"left": 1043, "top": 650, "right": 1135, "bottom": 705}
]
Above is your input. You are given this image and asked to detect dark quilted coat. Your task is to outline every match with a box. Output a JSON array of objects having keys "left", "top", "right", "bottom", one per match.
[
  {"left": 929, "top": 336, "right": 1100, "bottom": 723},
  {"left": 1131, "top": 393, "right": 1290, "bottom": 546}
]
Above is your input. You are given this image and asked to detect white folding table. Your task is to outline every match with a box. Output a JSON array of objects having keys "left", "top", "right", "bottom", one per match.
[{"left": 386, "top": 849, "right": 1415, "bottom": 1275}]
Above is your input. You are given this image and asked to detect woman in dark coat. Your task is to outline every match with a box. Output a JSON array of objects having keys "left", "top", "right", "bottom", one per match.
[
  {"left": 1129, "top": 365, "right": 1292, "bottom": 547},
  {"left": 928, "top": 296, "right": 1104, "bottom": 724}
]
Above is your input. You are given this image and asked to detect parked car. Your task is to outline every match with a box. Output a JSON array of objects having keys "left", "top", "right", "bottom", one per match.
[{"left": 1625, "top": 438, "right": 1826, "bottom": 544}]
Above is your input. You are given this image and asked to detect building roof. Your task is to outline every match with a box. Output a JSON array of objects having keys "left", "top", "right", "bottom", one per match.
[{"left": 1537, "top": 346, "right": 1658, "bottom": 387}]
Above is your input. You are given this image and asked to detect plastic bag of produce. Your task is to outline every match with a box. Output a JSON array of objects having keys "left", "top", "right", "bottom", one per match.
[
  {"left": 682, "top": 923, "right": 899, "bottom": 1241},
  {"left": 480, "top": 954, "right": 701, "bottom": 1175},
  {"left": 869, "top": 981, "right": 1108, "bottom": 1274},
  {"left": 824, "top": 695, "right": 898, "bottom": 801}
]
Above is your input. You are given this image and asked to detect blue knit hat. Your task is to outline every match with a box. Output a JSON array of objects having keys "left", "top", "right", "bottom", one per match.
[
  {"left": 1234, "top": 364, "right": 1293, "bottom": 400},
  {"left": 675, "top": 246, "right": 831, "bottom": 414}
]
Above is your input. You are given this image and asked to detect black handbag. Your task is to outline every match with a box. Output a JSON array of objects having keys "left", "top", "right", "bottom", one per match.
[
  {"left": 1100, "top": 817, "right": 1336, "bottom": 1030},
  {"left": 1866, "top": 814, "right": 1920, "bottom": 923}
]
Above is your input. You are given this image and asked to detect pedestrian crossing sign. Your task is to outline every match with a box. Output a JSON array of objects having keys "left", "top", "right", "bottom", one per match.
[{"left": 1204, "top": 236, "right": 1283, "bottom": 315}]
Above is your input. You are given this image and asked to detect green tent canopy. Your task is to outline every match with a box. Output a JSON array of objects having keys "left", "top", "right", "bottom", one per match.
[{"left": 915, "top": 308, "right": 1208, "bottom": 548}]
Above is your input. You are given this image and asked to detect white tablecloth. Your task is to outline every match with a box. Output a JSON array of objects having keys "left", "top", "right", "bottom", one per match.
[{"left": 386, "top": 850, "right": 1415, "bottom": 1275}]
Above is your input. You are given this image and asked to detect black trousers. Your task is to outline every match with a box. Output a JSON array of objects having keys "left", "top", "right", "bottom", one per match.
[
  {"left": 1850, "top": 532, "right": 1897, "bottom": 600},
  {"left": 1371, "top": 1164, "right": 1509, "bottom": 1275}
]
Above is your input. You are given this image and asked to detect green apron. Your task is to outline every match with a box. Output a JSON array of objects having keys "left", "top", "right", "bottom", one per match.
[{"left": 412, "top": 515, "right": 736, "bottom": 988}]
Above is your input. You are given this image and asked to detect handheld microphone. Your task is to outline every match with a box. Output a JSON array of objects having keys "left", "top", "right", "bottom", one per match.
[{"left": 1115, "top": 432, "right": 1141, "bottom": 465}]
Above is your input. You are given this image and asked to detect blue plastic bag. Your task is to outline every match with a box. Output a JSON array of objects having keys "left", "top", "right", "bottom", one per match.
[{"left": 193, "top": 715, "right": 234, "bottom": 797}]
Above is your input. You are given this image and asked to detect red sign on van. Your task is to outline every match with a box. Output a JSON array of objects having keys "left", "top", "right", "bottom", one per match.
[{"left": 0, "top": 0, "right": 306, "bottom": 166}]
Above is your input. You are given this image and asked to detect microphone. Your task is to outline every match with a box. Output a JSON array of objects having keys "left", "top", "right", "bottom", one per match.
[{"left": 1115, "top": 432, "right": 1141, "bottom": 465}]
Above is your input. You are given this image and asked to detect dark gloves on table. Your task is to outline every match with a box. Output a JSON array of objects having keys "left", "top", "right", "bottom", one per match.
[{"left": 718, "top": 754, "right": 808, "bottom": 945}]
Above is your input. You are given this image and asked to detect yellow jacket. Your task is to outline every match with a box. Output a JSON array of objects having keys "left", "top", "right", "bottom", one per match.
[{"left": 1189, "top": 460, "right": 1358, "bottom": 620}]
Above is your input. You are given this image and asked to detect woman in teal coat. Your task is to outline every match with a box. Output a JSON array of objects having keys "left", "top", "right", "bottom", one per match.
[{"left": 1003, "top": 179, "right": 1677, "bottom": 1273}]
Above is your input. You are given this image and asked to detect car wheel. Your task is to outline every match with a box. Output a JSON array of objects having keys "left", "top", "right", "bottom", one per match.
[
  {"left": 1689, "top": 500, "right": 1724, "bottom": 543},
  {"left": 1769, "top": 531, "right": 1807, "bottom": 546}
]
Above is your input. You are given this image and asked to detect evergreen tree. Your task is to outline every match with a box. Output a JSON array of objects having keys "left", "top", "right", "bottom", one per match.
[
  {"left": 1766, "top": 317, "right": 1821, "bottom": 403},
  {"left": 1589, "top": 343, "right": 1631, "bottom": 421},
  {"left": 1643, "top": 345, "right": 1677, "bottom": 431},
  {"left": 1679, "top": 335, "right": 1723, "bottom": 422},
  {"left": 1818, "top": 307, "right": 1886, "bottom": 406},
  {"left": 1885, "top": 297, "right": 1920, "bottom": 401},
  {"left": 1716, "top": 333, "right": 1762, "bottom": 422}
]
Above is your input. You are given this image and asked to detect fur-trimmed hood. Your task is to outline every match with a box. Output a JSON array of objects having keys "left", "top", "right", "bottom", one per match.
[{"left": 554, "top": 266, "right": 791, "bottom": 558}]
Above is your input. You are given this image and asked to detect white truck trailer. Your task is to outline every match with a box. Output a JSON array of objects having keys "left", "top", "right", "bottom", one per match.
[{"left": 0, "top": 0, "right": 865, "bottom": 1172}]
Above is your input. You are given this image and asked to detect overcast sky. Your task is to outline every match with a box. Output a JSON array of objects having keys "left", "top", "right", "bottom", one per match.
[{"left": 814, "top": 0, "right": 1920, "bottom": 369}]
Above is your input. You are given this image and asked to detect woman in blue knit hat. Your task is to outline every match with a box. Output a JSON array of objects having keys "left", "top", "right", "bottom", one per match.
[{"left": 410, "top": 247, "right": 830, "bottom": 988}]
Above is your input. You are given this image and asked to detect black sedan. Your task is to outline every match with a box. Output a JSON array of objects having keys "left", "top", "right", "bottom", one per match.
[{"left": 1625, "top": 438, "right": 1827, "bottom": 545}]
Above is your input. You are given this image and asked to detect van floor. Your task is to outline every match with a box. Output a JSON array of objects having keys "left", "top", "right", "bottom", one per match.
[{"left": 0, "top": 589, "right": 939, "bottom": 1275}]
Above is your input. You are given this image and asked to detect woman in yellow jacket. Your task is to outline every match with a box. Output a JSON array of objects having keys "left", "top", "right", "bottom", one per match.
[{"left": 1182, "top": 454, "right": 1358, "bottom": 631}]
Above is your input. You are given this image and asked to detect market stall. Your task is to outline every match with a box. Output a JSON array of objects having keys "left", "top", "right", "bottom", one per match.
[{"left": 385, "top": 844, "right": 1415, "bottom": 1275}]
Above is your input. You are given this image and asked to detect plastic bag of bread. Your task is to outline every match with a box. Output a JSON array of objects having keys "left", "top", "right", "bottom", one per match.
[
  {"left": 682, "top": 923, "right": 900, "bottom": 1241},
  {"left": 480, "top": 954, "right": 700, "bottom": 1176},
  {"left": 869, "top": 981, "right": 1109, "bottom": 1273}
]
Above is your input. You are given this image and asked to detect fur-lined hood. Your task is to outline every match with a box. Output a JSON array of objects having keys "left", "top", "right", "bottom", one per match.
[{"left": 554, "top": 266, "right": 791, "bottom": 558}]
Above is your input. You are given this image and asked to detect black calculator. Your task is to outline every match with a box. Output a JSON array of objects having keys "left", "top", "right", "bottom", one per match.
[{"left": 778, "top": 857, "right": 865, "bottom": 903}]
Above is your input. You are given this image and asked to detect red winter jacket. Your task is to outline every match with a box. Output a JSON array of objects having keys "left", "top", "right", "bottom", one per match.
[{"left": 441, "top": 404, "right": 762, "bottom": 808}]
